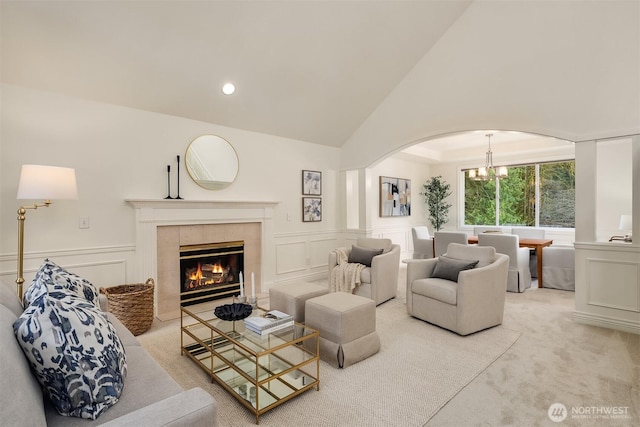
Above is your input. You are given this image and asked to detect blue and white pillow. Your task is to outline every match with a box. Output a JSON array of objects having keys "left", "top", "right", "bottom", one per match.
[
  {"left": 13, "top": 293, "right": 127, "bottom": 419},
  {"left": 23, "top": 259, "right": 99, "bottom": 308}
]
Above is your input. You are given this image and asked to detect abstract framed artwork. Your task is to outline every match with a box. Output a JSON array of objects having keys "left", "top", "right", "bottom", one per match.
[
  {"left": 379, "top": 176, "right": 411, "bottom": 217},
  {"left": 302, "top": 197, "right": 322, "bottom": 222},
  {"left": 302, "top": 170, "right": 322, "bottom": 195}
]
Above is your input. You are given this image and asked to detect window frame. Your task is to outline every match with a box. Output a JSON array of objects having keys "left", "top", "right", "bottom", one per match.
[{"left": 460, "top": 159, "right": 576, "bottom": 230}]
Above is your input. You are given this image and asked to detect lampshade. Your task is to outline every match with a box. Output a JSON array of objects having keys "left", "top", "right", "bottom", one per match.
[
  {"left": 619, "top": 214, "right": 632, "bottom": 231},
  {"left": 17, "top": 165, "right": 78, "bottom": 200}
]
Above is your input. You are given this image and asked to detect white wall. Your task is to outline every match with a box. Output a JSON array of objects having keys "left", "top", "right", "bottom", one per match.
[
  {"left": 362, "top": 157, "right": 432, "bottom": 257},
  {"left": 0, "top": 84, "right": 341, "bottom": 287},
  {"left": 596, "top": 139, "right": 633, "bottom": 242},
  {"left": 341, "top": 0, "right": 640, "bottom": 169},
  {"left": 574, "top": 136, "right": 640, "bottom": 334}
]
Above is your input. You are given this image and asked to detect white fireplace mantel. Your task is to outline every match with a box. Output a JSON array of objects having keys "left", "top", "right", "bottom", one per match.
[{"left": 126, "top": 199, "right": 279, "bottom": 296}]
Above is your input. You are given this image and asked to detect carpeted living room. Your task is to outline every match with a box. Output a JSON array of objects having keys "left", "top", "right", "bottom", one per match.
[{"left": 1, "top": 1, "right": 639, "bottom": 426}]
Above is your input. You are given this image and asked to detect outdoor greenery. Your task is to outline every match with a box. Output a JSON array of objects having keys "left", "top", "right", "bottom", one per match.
[
  {"left": 464, "top": 160, "right": 575, "bottom": 228},
  {"left": 421, "top": 176, "right": 452, "bottom": 231},
  {"left": 540, "top": 161, "right": 575, "bottom": 228}
]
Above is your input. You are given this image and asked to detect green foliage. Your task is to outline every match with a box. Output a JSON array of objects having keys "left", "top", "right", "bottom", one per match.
[
  {"left": 540, "top": 161, "right": 575, "bottom": 227},
  {"left": 464, "top": 177, "right": 496, "bottom": 225},
  {"left": 498, "top": 165, "right": 535, "bottom": 226},
  {"left": 464, "top": 160, "right": 575, "bottom": 228},
  {"left": 421, "top": 176, "right": 452, "bottom": 231}
]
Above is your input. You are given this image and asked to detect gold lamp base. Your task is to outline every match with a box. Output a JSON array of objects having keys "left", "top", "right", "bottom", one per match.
[{"left": 16, "top": 201, "right": 51, "bottom": 302}]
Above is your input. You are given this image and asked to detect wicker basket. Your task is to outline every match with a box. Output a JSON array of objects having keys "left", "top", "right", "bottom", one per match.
[{"left": 100, "top": 278, "right": 154, "bottom": 336}]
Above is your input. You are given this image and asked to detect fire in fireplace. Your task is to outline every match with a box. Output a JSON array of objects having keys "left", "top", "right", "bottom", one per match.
[{"left": 179, "top": 241, "right": 243, "bottom": 306}]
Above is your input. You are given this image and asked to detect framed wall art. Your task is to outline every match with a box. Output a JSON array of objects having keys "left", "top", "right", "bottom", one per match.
[
  {"left": 379, "top": 176, "right": 411, "bottom": 217},
  {"left": 302, "top": 170, "right": 322, "bottom": 195},
  {"left": 302, "top": 197, "right": 322, "bottom": 222}
]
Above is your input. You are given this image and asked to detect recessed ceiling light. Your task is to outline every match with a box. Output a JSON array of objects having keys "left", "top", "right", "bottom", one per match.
[{"left": 222, "top": 82, "right": 236, "bottom": 95}]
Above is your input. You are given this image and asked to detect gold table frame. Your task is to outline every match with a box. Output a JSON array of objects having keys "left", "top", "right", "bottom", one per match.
[{"left": 180, "top": 306, "right": 320, "bottom": 424}]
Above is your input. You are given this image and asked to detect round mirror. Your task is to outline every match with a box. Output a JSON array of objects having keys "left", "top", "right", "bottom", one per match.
[{"left": 185, "top": 135, "right": 239, "bottom": 190}]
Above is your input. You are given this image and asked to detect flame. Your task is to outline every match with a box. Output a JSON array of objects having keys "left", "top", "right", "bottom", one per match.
[
  {"left": 187, "top": 263, "right": 204, "bottom": 288},
  {"left": 189, "top": 263, "right": 204, "bottom": 282},
  {"left": 187, "top": 262, "right": 226, "bottom": 289}
]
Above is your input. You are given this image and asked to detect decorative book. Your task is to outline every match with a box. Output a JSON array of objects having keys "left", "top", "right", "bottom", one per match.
[
  {"left": 244, "top": 310, "right": 294, "bottom": 335},
  {"left": 244, "top": 321, "right": 294, "bottom": 336}
]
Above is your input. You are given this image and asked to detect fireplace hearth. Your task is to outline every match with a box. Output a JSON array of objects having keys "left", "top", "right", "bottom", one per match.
[{"left": 179, "top": 241, "right": 243, "bottom": 306}]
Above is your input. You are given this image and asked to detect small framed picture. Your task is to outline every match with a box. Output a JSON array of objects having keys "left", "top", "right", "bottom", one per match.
[
  {"left": 302, "top": 197, "right": 322, "bottom": 222},
  {"left": 302, "top": 170, "right": 322, "bottom": 195}
]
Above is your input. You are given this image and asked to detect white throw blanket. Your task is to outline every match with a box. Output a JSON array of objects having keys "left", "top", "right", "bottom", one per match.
[{"left": 330, "top": 247, "right": 366, "bottom": 293}]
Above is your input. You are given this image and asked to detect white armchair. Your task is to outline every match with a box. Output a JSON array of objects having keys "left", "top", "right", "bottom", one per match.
[
  {"left": 411, "top": 226, "right": 434, "bottom": 259},
  {"left": 328, "top": 237, "right": 401, "bottom": 305},
  {"left": 406, "top": 243, "right": 509, "bottom": 335},
  {"left": 478, "top": 233, "right": 532, "bottom": 292},
  {"left": 433, "top": 231, "right": 468, "bottom": 257}
]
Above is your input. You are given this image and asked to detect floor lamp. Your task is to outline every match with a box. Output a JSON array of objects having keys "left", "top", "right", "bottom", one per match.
[{"left": 16, "top": 165, "right": 78, "bottom": 301}]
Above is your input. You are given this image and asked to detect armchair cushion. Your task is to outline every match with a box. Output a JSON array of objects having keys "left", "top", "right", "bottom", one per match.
[
  {"left": 412, "top": 277, "right": 458, "bottom": 305},
  {"left": 348, "top": 246, "right": 383, "bottom": 267},
  {"left": 431, "top": 256, "right": 479, "bottom": 282}
]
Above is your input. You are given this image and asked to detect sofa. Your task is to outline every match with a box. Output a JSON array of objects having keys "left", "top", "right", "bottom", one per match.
[{"left": 1, "top": 277, "right": 218, "bottom": 426}]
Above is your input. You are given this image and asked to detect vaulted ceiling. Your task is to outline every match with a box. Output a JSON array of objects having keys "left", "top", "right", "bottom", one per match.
[{"left": 1, "top": 0, "right": 474, "bottom": 148}]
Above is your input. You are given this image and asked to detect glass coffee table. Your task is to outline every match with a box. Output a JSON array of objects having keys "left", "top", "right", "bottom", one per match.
[{"left": 180, "top": 305, "right": 320, "bottom": 424}]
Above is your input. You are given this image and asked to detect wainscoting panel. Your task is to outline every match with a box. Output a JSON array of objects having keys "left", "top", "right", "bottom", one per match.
[
  {"left": 272, "top": 231, "right": 340, "bottom": 287},
  {"left": 575, "top": 242, "right": 640, "bottom": 334},
  {"left": 309, "top": 237, "right": 339, "bottom": 269},
  {"left": 586, "top": 258, "right": 640, "bottom": 312},
  {"left": 275, "top": 241, "right": 307, "bottom": 275},
  {"left": 0, "top": 245, "right": 135, "bottom": 291}
]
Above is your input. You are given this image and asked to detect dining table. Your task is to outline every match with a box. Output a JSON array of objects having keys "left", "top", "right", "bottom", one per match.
[{"left": 467, "top": 236, "right": 554, "bottom": 288}]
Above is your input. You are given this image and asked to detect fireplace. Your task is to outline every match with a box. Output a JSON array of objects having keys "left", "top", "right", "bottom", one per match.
[{"left": 179, "top": 241, "right": 244, "bottom": 306}]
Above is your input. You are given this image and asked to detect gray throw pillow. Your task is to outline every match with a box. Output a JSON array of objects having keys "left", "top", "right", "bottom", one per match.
[
  {"left": 348, "top": 245, "right": 383, "bottom": 267},
  {"left": 431, "top": 256, "right": 479, "bottom": 282}
]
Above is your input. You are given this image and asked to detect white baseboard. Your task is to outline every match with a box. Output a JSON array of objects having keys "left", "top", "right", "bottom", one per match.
[{"left": 573, "top": 310, "right": 640, "bottom": 335}]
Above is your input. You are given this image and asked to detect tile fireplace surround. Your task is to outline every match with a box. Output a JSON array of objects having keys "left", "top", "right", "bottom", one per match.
[{"left": 127, "top": 200, "right": 278, "bottom": 320}]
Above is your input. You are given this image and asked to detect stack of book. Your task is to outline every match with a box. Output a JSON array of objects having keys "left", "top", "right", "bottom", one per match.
[{"left": 244, "top": 310, "right": 294, "bottom": 336}]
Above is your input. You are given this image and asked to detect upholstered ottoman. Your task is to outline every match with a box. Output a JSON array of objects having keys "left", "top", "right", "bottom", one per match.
[
  {"left": 304, "top": 292, "right": 380, "bottom": 368},
  {"left": 269, "top": 282, "right": 330, "bottom": 323}
]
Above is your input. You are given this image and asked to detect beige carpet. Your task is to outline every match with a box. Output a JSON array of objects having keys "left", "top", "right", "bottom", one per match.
[{"left": 138, "top": 283, "right": 521, "bottom": 427}]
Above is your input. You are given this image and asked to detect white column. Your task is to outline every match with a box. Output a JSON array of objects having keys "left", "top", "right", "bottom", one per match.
[{"left": 574, "top": 140, "right": 597, "bottom": 242}]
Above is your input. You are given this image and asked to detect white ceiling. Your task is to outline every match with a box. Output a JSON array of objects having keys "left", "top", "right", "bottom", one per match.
[
  {"left": 397, "top": 130, "right": 574, "bottom": 164},
  {"left": 0, "top": 0, "right": 474, "bottom": 148}
]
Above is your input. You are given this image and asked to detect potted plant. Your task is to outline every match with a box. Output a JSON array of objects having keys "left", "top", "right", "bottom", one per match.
[{"left": 420, "top": 176, "right": 452, "bottom": 231}]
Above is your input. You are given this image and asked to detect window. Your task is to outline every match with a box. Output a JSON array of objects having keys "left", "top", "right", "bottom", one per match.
[
  {"left": 539, "top": 161, "right": 575, "bottom": 228},
  {"left": 464, "top": 160, "right": 575, "bottom": 228}
]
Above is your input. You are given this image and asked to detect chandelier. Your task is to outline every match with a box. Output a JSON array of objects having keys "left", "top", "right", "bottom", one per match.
[{"left": 468, "top": 133, "right": 508, "bottom": 181}]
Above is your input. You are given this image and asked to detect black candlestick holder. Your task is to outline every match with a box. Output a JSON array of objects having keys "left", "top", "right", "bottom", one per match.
[
  {"left": 164, "top": 165, "right": 173, "bottom": 199},
  {"left": 175, "top": 155, "right": 183, "bottom": 199}
]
